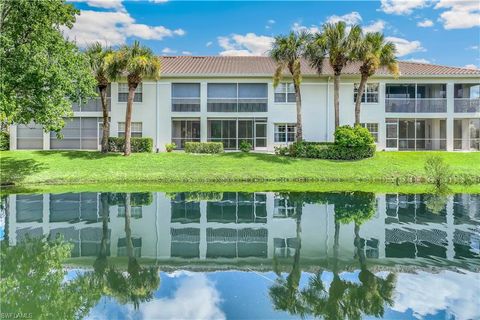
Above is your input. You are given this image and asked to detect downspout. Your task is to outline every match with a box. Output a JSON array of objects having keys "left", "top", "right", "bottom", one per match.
[{"left": 326, "top": 77, "right": 331, "bottom": 141}]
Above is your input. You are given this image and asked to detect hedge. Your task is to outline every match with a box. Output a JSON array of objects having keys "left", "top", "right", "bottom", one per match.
[
  {"left": 108, "top": 137, "right": 153, "bottom": 153},
  {"left": 185, "top": 142, "right": 224, "bottom": 154},
  {"left": 0, "top": 131, "right": 9, "bottom": 151},
  {"left": 276, "top": 142, "right": 375, "bottom": 160}
]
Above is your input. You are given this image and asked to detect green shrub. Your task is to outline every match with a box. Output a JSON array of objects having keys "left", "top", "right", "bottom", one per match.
[
  {"left": 274, "top": 145, "right": 289, "bottom": 156},
  {"left": 185, "top": 142, "right": 224, "bottom": 154},
  {"left": 334, "top": 125, "right": 374, "bottom": 148},
  {"left": 0, "top": 131, "right": 9, "bottom": 151},
  {"left": 425, "top": 155, "right": 451, "bottom": 187},
  {"left": 108, "top": 137, "right": 153, "bottom": 153},
  {"left": 239, "top": 140, "right": 252, "bottom": 153},
  {"left": 283, "top": 140, "right": 375, "bottom": 160},
  {"left": 165, "top": 143, "right": 176, "bottom": 152}
]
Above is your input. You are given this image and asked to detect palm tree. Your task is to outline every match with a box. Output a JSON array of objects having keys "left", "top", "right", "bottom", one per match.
[
  {"left": 354, "top": 32, "right": 398, "bottom": 125},
  {"left": 85, "top": 43, "right": 113, "bottom": 153},
  {"left": 308, "top": 22, "right": 362, "bottom": 129},
  {"left": 107, "top": 41, "right": 161, "bottom": 156},
  {"left": 269, "top": 31, "right": 311, "bottom": 141}
]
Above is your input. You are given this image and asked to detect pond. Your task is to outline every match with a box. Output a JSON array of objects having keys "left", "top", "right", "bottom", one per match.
[{"left": 1, "top": 191, "right": 479, "bottom": 319}]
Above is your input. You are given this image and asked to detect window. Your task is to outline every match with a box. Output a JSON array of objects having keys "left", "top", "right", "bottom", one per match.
[
  {"left": 207, "top": 83, "right": 267, "bottom": 112},
  {"left": 360, "top": 123, "right": 379, "bottom": 142},
  {"left": 274, "top": 124, "right": 296, "bottom": 143},
  {"left": 172, "top": 83, "right": 200, "bottom": 112},
  {"left": 118, "top": 122, "right": 142, "bottom": 137},
  {"left": 118, "top": 83, "right": 142, "bottom": 103},
  {"left": 354, "top": 83, "right": 379, "bottom": 103},
  {"left": 274, "top": 83, "right": 296, "bottom": 103}
]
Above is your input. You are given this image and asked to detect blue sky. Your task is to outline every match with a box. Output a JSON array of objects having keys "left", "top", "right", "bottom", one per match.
[
  {"left": 82, "top": 269, "right": 480, "bottom": 319},
  {"left": 67, "top": 1, "right": 480, "bottom": 69}
]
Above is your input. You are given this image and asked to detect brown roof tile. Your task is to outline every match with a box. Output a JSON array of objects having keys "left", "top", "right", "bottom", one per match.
[{"left": 160, "top": 56, "right": 480, "bottom": 77}]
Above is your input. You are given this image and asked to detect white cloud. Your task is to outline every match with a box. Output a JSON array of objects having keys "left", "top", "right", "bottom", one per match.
[
  {"left": 417, "top": 19, "right": 434, "bottom": 27},
  {"left": 392, "top": 270, "right": 480, "bottom": 320},
  {"left": 386, "top": 36, "right": 426, "bottom": 56},
  {"left": 182, "top": 51, "right": 192, "bottom": 55},
  {"left": 326, "top": 11, "right": 362, "bottom": 25},
  {"left": 218, "top": 33, "right": 273, "bottom": 56},
  {"left": 150, "top": 0, "right": 169, "bottom": 3},
  {"left": 69, "top": 0, "right": 124, "bottom": 11},
  {"left": 364, "top": 20, "right": 386, "bottom": 33},
  {"left": 467, "top": 45, "right": 479, "bottom": 50},
  {"left": 206, "top": 41, "right": 213, "bottom": 47},
  {"left": 435, "top": 0, "right": 480, "bottom": 29},
  {"left": 267, "top": 19, "right": 276, "bottom": 24},
  {"left": 161, "top": 47, "right": 176, "bottom": 54},
  {"left": 380, "top": 0, "right": 429, "bottom": 15},
  {"left": 137, "top": 274, "right": 225, "bottom": 320},
  {"left": 63, "top": 10, "right": 185, "bottom": 47},
  {"left": 406, "top": 58, "right": 431, "bottom": 63},
  {"left": 292, "top": 22, "right": 321, "bottom": 34},
  {"left": 464, "top": 64, "right": 479, "bottom": 69}
]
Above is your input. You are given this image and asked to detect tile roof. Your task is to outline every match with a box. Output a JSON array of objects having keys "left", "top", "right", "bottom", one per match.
[{"left": 160, "top": 56, "right": 480, "bottom": 77}]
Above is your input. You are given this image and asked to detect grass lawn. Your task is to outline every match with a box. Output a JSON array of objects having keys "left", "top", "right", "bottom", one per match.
[{"left": 1, "top": 150, "right": 480, "bottom": 188}]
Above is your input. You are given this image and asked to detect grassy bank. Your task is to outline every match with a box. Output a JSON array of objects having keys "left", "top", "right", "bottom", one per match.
[
  {"left": 3, "top": 181, "right": 480, "bottom": 196},
  {"left": 1, "top": 150, "right": 480, "bottom": 187}
]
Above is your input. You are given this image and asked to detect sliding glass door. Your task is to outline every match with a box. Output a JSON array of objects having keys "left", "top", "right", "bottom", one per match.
[
  {"left": 386, "top": 118, "right": 446, "bottom": 151},
  {"left": 207, "top": 118, "right": 267, "bottom": 150},
  {"left": 172, "top": 119, "right": 201, "bottom": 149}
]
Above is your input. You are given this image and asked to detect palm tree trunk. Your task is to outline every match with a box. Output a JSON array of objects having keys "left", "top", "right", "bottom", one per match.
[
  {"left": 124, "top": 193, "right": 133, "bottom": 259},
  {"left": 354, "top": 75, "right": 368, "bottom": 126},
  {"left": 333, "top": 221, "right": 340, "bottom": 273},
  {"left": 333, "top": 73, "right": 340, "bottom": 129},
  {"left": 354, "top": 223, "right": 366, "bottom": 270},
  {"left": 100, "top": 86, "right": 110, "bottom": 153},
  {"left": 124, "top": 85, "right": 136, "bottom": 156},
  {"left": 294, "top": 83, "right": 303, "bottom": 142}
]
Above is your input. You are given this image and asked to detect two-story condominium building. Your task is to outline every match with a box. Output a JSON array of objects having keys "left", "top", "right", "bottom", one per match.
[{"left": 9, "top": 56, "right": 480, "bottom": 152}]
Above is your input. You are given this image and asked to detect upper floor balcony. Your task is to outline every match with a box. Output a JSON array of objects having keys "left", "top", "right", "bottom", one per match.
[
  {"left": 207, "top": 83, "right": 268, "bottom": 112},
  {"left": 72, "top": 85, "right": 111, "bottom": 112},
  {"left": 72, "top": 97, "right": 111, "bottom": 112},
  {"left": 454, "top": 84, "right": 480, "bottom": 113},
  {"left": 385, "top": 83, "right": 447, "bottom": 113},
  {"left": 385, "top": 98, "right": 447, "bottom": 113}
]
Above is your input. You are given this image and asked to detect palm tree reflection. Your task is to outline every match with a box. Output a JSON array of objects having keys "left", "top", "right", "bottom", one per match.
[
  {"left": 269, "top": 192, "right": 397, "bottom": 319},
  {"left": 93, "top": 192, "right": 160, "bottom": 309}
]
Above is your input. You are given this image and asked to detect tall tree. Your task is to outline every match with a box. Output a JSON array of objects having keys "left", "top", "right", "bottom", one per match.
[
  {"left": 85, "top": 43, "right": 113, "bottom": 153},
  {"left": 354, "top": 32, "right": 398, "bottom": 125},
  {"left": 106, "top": 41, "right": 161, "bottom": 156},
  {"left": 270, "top": 31, "right": 311, "bottom": 141},
  {"left": 0, "top": 0, "right": 96, "bottom": 133},
  {"left": 308, "top": 22, "right": 361, "bottom": 129}
]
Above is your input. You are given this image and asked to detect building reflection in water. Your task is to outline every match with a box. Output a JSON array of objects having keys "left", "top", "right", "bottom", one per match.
[{"left": 6, "top": 192, "right": 480, "bottom": 266}]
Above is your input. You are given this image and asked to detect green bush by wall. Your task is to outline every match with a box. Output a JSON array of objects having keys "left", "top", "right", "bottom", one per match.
[
  {"left": 275, "top": 125, "right": 376, "bottom": 160},
  {"left": 0, "top": 131, "right": 9, "bottom": 151},
  {"left": 108, "top": 137, "right": 153, "bottom": 153},
  {"left": 185, "top": 142, "right": 224, "bottom": 154}
]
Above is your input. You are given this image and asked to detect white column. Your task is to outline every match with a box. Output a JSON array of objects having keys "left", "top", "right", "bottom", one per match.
[
  {"left": 446, "top": 82, "right": 454, "bottom": 151},
  {"left": 199, "top": 201, "right": 207, "bottom": 259},
  {"left": 200, "top": 82, "right": 208, "bottom": 142},
  {"left": 9, "top": 125, "right": 17, "bottom": 150},
  {"left": 43, "top": 131, "right": 50, "bottom": 150}
]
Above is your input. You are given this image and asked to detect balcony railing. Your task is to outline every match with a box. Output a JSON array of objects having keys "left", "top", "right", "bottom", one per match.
[
  {"left": 172, "top": 98, "right": 201, "bottom": 112},
  {"left": 72, "top": 98, "right": 111, "bottom": 112},
  {"left": 385, "top": 98, "right": 447, "bottom": 113},
  {"left": 454, "top": 98, "right": 480, "bottom": 113},
  {"left": 207, "top": 98, "right": 268, "bottom": 112}
]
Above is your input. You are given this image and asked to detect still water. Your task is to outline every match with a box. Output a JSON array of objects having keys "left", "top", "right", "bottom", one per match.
[{"left": 1, "top": 191, "right": 479, "bottom": 319}]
